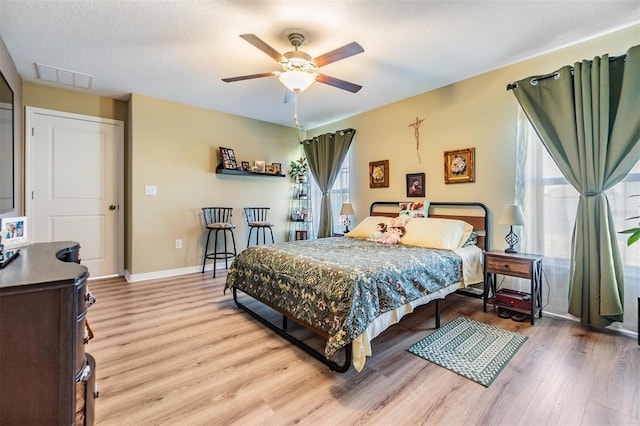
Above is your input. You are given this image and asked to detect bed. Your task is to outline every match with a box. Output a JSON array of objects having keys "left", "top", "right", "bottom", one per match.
[{"left": 224, "top": 201, "right": 489, "bottom": 372}]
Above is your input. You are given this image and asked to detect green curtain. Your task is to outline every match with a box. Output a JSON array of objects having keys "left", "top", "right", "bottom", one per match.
[
  {"left": 512, "top": 45, "right": 640, "bottom": 327},
  {"left": 303, "top": 129, "right": 355, "bottom": 238}
]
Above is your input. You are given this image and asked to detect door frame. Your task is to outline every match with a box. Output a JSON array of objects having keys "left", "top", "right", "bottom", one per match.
[{"left": 25, "top": 106, "right": 125, "bottom": 277}]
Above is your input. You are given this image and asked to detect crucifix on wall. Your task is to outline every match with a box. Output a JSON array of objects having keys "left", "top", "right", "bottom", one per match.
[{"left": 408, "top": 116, "right": 425, "bottom": 163}]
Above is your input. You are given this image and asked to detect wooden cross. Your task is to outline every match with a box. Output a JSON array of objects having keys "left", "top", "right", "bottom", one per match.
[{"left": 408, "top": 116, "right": 425, "bottom": 163}]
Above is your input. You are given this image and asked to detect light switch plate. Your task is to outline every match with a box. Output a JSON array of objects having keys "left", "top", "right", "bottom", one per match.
[{"left": 145, "top": 185, "right": 157, "bottom": 196}]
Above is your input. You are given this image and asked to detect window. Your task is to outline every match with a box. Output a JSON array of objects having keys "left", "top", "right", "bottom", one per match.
[
  {"left": 516, "top": 107, "right": 639, "bottom": 332},
  {"left": 330, "top": 150, "right": 351, "bottom": 234},
  {"left": 309, "top": 149, "right": 351, "bottom": 235}
]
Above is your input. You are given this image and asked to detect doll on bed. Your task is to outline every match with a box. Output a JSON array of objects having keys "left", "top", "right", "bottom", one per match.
[
  {"left": 380, "top": 225, "right": 406, "bottom": 245},
  {"left": 368, "top": 222, "right": 388, "bottom": 241}
]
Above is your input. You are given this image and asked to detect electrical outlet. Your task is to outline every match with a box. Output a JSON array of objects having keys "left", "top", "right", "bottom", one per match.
[{"left": 175, "top": 239, "right": 182, "bottom": 249}]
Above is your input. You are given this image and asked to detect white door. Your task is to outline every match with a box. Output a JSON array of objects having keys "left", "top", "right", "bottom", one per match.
[{"left": 26, "top": 107, "right": 123, "bottom": 278}]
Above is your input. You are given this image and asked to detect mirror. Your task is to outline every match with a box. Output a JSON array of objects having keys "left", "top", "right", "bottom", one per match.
[{"left": 0, "top": 71, "right": 14, "bottom": 213}]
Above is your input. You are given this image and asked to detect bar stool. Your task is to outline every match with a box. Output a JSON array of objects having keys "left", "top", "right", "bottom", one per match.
[
  {"left": 202, "top": 207, "right": 237, "bottom": 278},
  {"left": 244, "top": 207, "right": 274, "bottom": 247}
]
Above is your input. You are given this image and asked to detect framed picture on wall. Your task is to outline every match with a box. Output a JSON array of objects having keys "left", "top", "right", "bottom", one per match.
[
  {"left": 406, "top": 173, "right": 425, "bottom": 197},
  {"left": 369, "top": 160, "right": 389, "bottom": 188},
  {"left": 444, "top": 147, "right": 475, "bottom": 184},
  {"left": 219, "top": 147, "right": 238, "bottom": 170}
]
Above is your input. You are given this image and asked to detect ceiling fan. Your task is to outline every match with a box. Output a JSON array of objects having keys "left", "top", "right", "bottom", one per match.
[{"left": 222, "top": 32, "right": 364, "bottom": 95}]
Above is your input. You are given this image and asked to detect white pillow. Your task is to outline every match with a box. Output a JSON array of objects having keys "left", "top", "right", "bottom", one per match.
[
  {"left": 401, "top": 218, "right": 474, "bottom": 250},
  {"left": 345, "top": 216, "right": 392, "bottom": 240}
]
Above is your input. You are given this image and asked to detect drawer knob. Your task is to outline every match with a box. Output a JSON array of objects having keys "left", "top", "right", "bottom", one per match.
[{"left": 503, "top": 264, "right": 510, "bottom": 268}]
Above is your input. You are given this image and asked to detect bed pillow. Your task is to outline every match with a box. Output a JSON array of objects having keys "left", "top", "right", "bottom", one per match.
[
  {"left": 462, "top": 231, "right": 479, "bottom": 247},
  {"left": 345, "top": 216, "right": 392, "bottom": 240},
  {"left": 401, "top": 218, "right": 474, "bottom": 250}
]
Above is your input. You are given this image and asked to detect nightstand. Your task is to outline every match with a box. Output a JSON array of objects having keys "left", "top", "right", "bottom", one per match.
[{"left": 483, "top": 250, "right": 543, "bottom": 325}]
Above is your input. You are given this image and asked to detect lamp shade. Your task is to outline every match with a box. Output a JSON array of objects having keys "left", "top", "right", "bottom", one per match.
[
  {"left": 498, "top": 205, "right": 525, "bottom": 226},
  {"left": 340, "top": 202, "right": 355, "bottom": 216},
  {"left": 278, "top": 71, "right": 315, "bottom": 92}
]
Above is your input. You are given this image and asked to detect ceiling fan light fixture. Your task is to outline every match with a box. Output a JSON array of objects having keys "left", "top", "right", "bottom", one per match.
[{"left": 278, "top": 70, "right": 315, "bottom": 92}]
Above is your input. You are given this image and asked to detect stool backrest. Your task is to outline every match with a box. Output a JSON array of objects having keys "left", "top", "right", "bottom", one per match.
[
  {"left": 244, "top": 207, "right": 270, "bottom": 224},
  {"left": 202, "top": 207, "right": 233, "bottom": 226}
]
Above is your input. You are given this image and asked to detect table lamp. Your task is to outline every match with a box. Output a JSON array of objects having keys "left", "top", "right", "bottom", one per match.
[
  {"left": 498, "top": 205, "right": 525, "bottom": 253},
  {"left": 339, "top": 202, "right": 355, "bottom": 233}
]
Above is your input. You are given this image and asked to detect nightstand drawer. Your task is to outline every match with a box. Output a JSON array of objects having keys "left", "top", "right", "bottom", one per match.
[{"left": 486, "top": 256, "right": 531, "bottom": 278}]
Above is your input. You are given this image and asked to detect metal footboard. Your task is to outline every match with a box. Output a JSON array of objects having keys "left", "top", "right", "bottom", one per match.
[{"left": 232, "top": 288, "right": 442, "bottom": 373}]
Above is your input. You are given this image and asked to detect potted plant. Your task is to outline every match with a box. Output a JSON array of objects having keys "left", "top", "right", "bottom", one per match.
[
  {"left": 288, "top": 157, "right": 309, "bottom": 182},
  {"left": 620, "top": 194, "right": 640, "bottom": 246}
]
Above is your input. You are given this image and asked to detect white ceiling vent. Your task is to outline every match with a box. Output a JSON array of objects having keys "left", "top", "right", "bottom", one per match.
[{"left": 35, "top": 63, "right": 94, "bottom": 89}]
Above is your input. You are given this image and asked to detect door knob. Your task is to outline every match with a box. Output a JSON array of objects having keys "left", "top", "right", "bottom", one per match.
[{"left": 109, "top": 205, "right": 117, "bottom": 210}]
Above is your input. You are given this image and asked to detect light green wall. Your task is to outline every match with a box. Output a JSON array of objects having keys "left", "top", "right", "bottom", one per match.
[
  {"left": 311, "top": 24, "right": 639, "bottom": 250},
  {"left": 128, "top": 94, "right": 301, "bottom": 275}
]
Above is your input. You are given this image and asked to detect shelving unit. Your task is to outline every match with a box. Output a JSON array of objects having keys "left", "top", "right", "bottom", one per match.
[
  {"left": 288, "top": 177, "right": 313, "bottom": 241},
  {"left": 216, "top": 163, "right": 285, "bottom": 178}
]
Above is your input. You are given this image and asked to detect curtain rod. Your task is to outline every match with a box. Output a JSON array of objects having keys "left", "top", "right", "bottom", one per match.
[
  {"left": 299, "top": 128, "right": 356, "bottom": 144},
  {"left": 506, "top": 52, "right": 628, "bottom": 91}
]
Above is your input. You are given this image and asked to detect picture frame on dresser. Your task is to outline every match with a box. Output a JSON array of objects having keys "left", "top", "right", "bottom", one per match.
[{"left": 1, "top": 216, "right": 28, "bottom": 247}]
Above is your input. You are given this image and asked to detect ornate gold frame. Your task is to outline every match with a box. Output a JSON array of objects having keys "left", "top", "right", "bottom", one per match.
[
  {"left": 369, "top": 160, "right": 389, "bottom": 188},
  {"left": 444, "top": 147, "right": 475, "bottom": 184}
]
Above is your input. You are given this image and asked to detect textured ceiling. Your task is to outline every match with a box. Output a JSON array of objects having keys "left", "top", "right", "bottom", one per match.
[{"left": 1, "top": 1, "right": 638, "bottom": 129}]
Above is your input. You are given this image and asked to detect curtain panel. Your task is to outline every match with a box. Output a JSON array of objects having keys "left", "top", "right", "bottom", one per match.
[
  {"left": 511, "top": 45, "right": 640, "bottom": 327},
  {"left": 303, "top": 129, "right": 355, "bottom": 238}
]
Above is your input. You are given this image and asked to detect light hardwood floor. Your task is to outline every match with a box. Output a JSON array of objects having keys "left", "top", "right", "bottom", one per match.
[{"left": 86, "top": 273, "right": 639, "bottom": 426}]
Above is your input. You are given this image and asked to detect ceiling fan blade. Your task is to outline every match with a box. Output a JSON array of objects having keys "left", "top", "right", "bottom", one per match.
[
  {"left": 312, "top": 42, "right": 364, "bottom": 67},
  {"left": 222, "top": 72, "right": 276, "bottom": 83},
  {"left": 316, "top": 74, "right": 362, "bottom": 93},
  {"left": 239, "top": 34, "right": 284, "bottom": 62}
]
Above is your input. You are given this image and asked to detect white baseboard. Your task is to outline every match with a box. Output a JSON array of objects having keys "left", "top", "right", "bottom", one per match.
[
  {"left": 542, "top": 310, "right": 638, "bottom": 340},
  {"left": 122, "top": 264, "right": 220, "bottom": 283}
]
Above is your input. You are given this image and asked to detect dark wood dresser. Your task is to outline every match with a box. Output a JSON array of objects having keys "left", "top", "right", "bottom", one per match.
[{"left": 0, "top": 241, "right": 96, "bottom": 425}]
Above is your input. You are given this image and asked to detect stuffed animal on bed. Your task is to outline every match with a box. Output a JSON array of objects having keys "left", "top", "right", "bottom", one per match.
[
  {"left": 368, "top": 222, "right": 388, "bottom": 241},
  {"left": 379, "top": 226, "right": 406, "bottom": 245}
]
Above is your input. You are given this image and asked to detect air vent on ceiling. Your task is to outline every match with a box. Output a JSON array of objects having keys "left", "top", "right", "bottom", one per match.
[{"left": 35, "top": 63, "right": 94, "bottom": 89}]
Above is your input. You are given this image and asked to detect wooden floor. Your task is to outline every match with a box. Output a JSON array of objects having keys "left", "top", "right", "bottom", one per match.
[{"left": 86, "top": 273, "right": 640, "bottom": 426}]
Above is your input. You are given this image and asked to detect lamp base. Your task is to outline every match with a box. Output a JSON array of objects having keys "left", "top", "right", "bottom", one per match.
[
  {"left": 504, "top": 227, "right": 519, "bottom": 254},
  {"left": 342, "top": 217, "right": 351, "bottom": 234}
]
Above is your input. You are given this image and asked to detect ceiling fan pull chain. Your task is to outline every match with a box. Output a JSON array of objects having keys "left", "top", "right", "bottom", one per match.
[{"left": 294, "top": 92, "right": 300, "bottom": 128}]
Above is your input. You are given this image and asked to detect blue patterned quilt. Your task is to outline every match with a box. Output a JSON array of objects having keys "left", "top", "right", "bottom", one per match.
[{"left": 225, "top": 237, "right": 462, "bottom": 358}]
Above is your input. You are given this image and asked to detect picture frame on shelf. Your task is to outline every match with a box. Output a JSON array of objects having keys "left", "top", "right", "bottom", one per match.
[
  {"left": 265, "top": 164, "right": 275, "bottom": 174},
  {"left": 254, "top": 160, "right": 265, "bottom": 173},
  {"left": 444, "top": 147, "right": 475, "bottom": 184},
  {"left": 369, "top": 160, "right": 389, "bottom": 188},
  {"left": 219, "top": 147, "right": 238, "bottom": 170},
  {"left": 272, "top": 162, "right": 282, "bottom": 174},
  {"left": 241, "top": 161, "right": 250, "bottom": 172},
  {"left": 406, "top": 172, "right": 425, "bottom": 197}
]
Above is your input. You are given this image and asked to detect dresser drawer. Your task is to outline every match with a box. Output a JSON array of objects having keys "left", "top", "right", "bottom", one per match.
[{"left": 486, "top": 255, "right": 532, "bottom": 278}]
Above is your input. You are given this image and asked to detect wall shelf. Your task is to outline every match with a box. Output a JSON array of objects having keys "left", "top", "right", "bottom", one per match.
[{"left": 216, "top": 164, "right": 285, "bottom": 178}]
